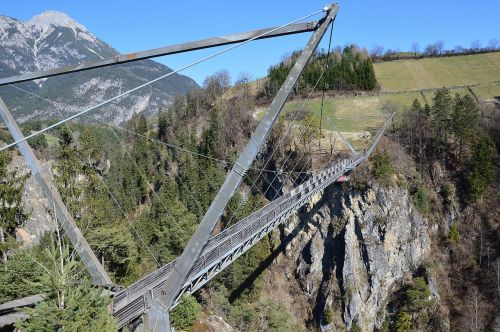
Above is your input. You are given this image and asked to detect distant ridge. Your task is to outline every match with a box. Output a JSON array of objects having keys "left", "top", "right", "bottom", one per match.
[{"left": 0, "top": 11, "right": 199, "bottom": 124}]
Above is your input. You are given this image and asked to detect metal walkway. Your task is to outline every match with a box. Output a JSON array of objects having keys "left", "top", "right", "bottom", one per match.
[
  {"left": 112, "top": 112, "right": 392, "bottom": 328},
  {"left": 113, "top": 158, "right": 356, "bottom": 327}
]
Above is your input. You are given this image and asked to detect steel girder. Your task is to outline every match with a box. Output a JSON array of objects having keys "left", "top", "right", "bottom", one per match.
[
  {"left": 0, "top": 97, "right": 113, "bottom": 285},
  {"left": 0, "top": 22, "right": 319, "bottom": 86},
  {"left": 156, "top": 4, "right": 340, "bottom": 315}
]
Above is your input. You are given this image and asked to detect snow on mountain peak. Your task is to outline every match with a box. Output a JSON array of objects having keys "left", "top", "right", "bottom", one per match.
[
  {"left": 25, "top": 11, "right": 97, "bottom": 43},
  {"left": 0, "top": 15, "right": 20, "bottom": 32},
  {"left": 27, "top": 10, "right": 88, "bottom": 32}
]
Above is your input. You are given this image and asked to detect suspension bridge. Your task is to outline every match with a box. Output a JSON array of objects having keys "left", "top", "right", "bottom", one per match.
[{"left": 0, "top": 4, "right": 394, "bottom": 331}]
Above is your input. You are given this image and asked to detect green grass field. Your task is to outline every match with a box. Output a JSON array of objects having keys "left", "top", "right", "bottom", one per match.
[
  {"left": 470, "top": 84, "right": 500, "bottom": 100},
  {"left": 282, "top": 92, "right": 424, "bottom": 133},
  {"left": 374, "top": 52, "right": 500, "bottom": 91},
  {"left": 29, "top": 130, "right": 60, "bottom": 147},
  {"left": 257, "top": 52, "right": 500, "bottom": 150},
  {"left": 45, "top": 133, "right": 60, "bottom": 146}
]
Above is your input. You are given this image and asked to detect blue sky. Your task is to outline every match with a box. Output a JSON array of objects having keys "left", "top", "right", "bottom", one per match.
[{"left": 1, "top": 0, "right": 498, "bottom": 84}]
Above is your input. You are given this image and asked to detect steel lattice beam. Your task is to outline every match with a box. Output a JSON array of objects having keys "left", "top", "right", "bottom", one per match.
[
  {"left": 156, "top": 3, "right": 339, "bottom": 315},
  {"left": 0, "top": 21, "right": 319, "bottom": 86},
  {"left": 0, "top": 97, "right": 112, "bottom": 286}
]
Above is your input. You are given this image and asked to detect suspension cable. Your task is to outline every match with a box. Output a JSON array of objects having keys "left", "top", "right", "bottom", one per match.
[
  {"left": 225, "top": 66, "right": 329, "bottom": 225},
  {"left": 0, "top": 8, "right": 325, "bottom": 152},
  {"left": 318, "top": 20, "right": 334, "bottom": 149},
  {"left": 7, "top": 85, "right": 308, "bottom": 175},
  {"left": 8, "top": 86, "right": 162, "bottom": 267}
]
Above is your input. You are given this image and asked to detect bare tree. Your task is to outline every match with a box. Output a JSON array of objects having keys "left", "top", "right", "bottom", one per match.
[
  {"left": 425, "top": 43, "right": 438, "bottom": 56},
  {"left": 436, "top": 40, "right": 445, "bottom": 55},
  {"left": 370, "top": 45, "right": 384, "bottom": 58},
  {"left": 0, "top": 226, "right": 5, "bottom": 265},
  {"left": 235, "top": 72, "right": 252, "bottom": 85},
  {"left": 463, "top": 287, "right": 486, "bottom": 332},
  {"left": 203, "top": 69, "right": 232, "bottom": 98},
  {"left": 488, "top": 38, "right": 499, "bottom": 51},
  {"left": 384, "top": 48, "right": 396, "bottom": 58},
  {"left": 470, "top": 40, "right": 482, "bottom": 52},
  {"left": 496, "top": 258, "right": 500, "bottom": 296},
  {"left": 454, "top": 45, "right": 465, "bottom": 54},
  {"left": 411, "top": 42, "right": 420, "bottom": 56}
]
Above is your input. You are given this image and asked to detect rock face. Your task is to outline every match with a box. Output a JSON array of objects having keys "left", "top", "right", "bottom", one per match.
[
  {"left": 283, "top": 183, "right": 431, "bottom": 331},
  {"left": 9, "top": 155, "right": 57, "bottom": 245},
  {"left": 0, "top": 11, "right": 199, "bottom": 124},
  {"left": 195, "top": 314, "right": 233, "bottom": 332}
]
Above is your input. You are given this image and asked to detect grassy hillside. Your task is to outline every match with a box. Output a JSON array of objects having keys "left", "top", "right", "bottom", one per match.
[
  {"left": 259, "top": 52, "right": 500, "bottom": 150},
  {"left": 374, "top": 52, "right": 500, "bottom": 91},
  {"left": 254, "top": 52, "right": 499, "bottom": 150}
]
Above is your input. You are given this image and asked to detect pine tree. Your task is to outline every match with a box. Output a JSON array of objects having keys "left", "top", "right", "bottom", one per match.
[
  {"left": 79, "top": 127, "right": 101, "bottom": 166},
  {"left": 15, "top": 235, "right": 117, "bottom": 331},
  {"left": 452, "top": 94, "right": 480, "bottom": 157},
  {"left": 199, "top": 107, "right": 221, "bottom": 158},
  {"left": 0, "top": 249, "right": 48, "bottom": 303},
  {"left": 394, "top": 310, "right": 411, "bottom": 332},
  {"left": 86, "top": 223, "right": 138, "bottom": 283},
  {"left": 0, "top": 151, "right": 27, "bottom": 264},
  {"left": 170, "top": 295, "right": 201, "bottom": 330},
  {"left": 54, "top": 127, "right": 83, "bottom": 213},
  {"left": 468, "top": 135, "right": 494, "bottom": 202},
  {"left": 137, "top": 114, "right": 148, "bottom": 135},
  {"left": 431, "top": 88, "right": 452, "bottom": 145},
  {"left": 138, "top": 177, "right": 198, "bottom": 264}
]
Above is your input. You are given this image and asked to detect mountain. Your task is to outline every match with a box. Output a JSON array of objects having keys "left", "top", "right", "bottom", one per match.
[{"left": 0, "top": 11, "right": 199, "bottom": 124}]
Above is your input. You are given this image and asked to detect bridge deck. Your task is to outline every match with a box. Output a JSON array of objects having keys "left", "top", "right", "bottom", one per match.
[{"left": 113, "top": 156, "right": 363, "bottom": 327}]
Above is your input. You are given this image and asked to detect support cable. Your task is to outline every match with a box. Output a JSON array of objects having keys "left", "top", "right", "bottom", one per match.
[
  {"left": 318, "top": 20, "right": 334, "bottom": 149},
  {"left": 5, "top": 86, "right": 306, "bottom": 255},
  {"left": 7, "top": 87, "right": 161, "bottom": 268},
  {"left": 225, "top": 66, "right": 329, "bottom": 226},
  {"left": 10, "top": 87, "right": 238, "bottom": 239},
  {"left": 0, "top": 8, "right": 324, "bottom": 152},
  {"left": 8, "top": 85, "right": 308, "bottom": 175},
  {"left": 225, "top": 66, "right": 331, "bottom": 226}
]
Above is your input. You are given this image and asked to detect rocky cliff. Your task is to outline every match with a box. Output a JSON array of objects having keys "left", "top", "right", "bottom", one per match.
[
  {"left": 8, "top": 155, "right": 57, "bottom": 246},
  {"left": 264, "top": 182, "right": 433, "bottom": 331}
]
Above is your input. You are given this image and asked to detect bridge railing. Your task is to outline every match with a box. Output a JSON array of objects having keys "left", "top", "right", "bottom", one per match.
[
  {"left": 112, "top": 157, "right": 360, "bottom": 327},
  {"left": 112, "top": 113, "right": 394, "bottom": 327}
]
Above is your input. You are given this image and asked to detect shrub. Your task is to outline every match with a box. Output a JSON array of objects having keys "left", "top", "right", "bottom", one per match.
[
  {"left": 405, "top": 277, "right": 433, "bottom": 312},
  {"left": 371, "top": 150, "right": 394, "bottom": 183},
  {"left": 394, "top": 310, "right": 411, "bottom": 332},
  {"left": 467, "top": 135, "right": 494, "bottom": 202},
  {"left": 443, "top": 182, "right": 455, "bottom": 204},
  {"left": 170, "top": 295, "right": 201, "bottom": 330},
  {"left": 324, "top": 305, "right": 334, "bottom": 324},
  {"left": 413, "top": 185, "right": 429, "bottom": 213},
  {"left": 449, "top": 224, "right": 460, "bottom": 242},
  {"left": 379, "top": 318, "right": 390, "bottom": 332},
  {"left": 350, "top": 321, "right": 362, "bottom": 332}
]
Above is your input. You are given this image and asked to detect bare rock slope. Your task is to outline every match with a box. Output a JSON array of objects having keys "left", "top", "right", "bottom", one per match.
[{"left": 272, "top": 183, "right": 431, "bottom": 331}]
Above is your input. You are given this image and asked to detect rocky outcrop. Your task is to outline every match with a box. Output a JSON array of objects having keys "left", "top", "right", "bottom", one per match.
[
  {"left": 195, "top": 314, "right": 233, "bottom": 332},
  {"left": 282, "top": 183, "right": 431, "bottom": 331},
  {"left": 9, "top": 155, "right": 57, "bottom": 245}
]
